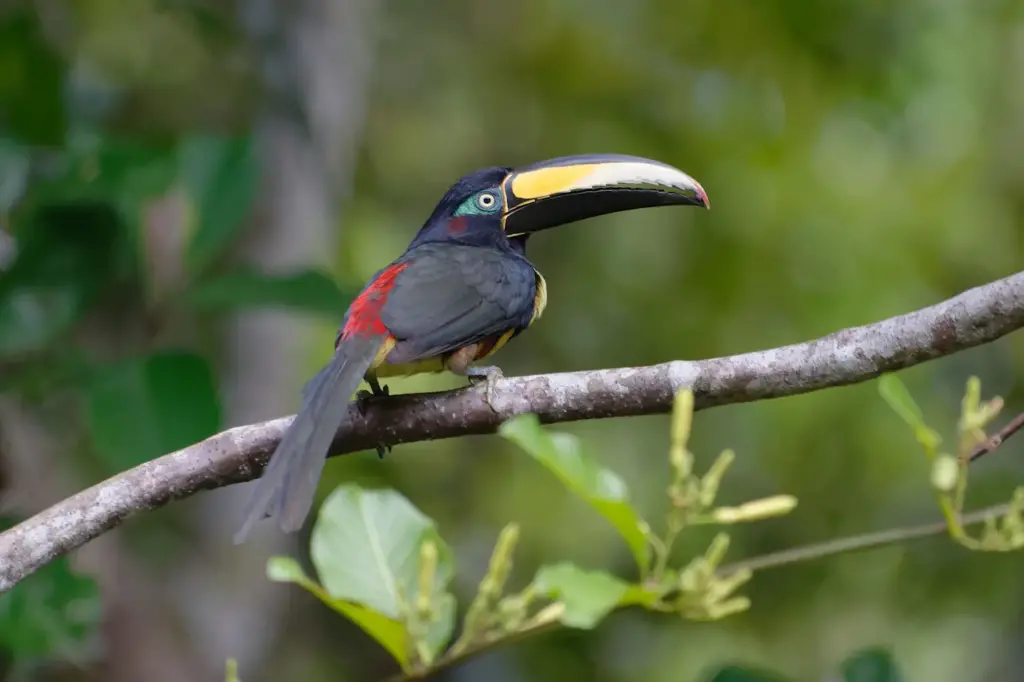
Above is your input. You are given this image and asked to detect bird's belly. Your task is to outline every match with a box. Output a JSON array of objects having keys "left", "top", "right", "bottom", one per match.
[
  {"left": 367, "top": 328, "right": 519, "bottom": 380},
  {"left": 370, "top": 356, "right": 447, "bottom": 378}
]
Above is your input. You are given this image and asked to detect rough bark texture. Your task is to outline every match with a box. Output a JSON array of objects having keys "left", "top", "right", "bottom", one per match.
[{"left": 1, "top": 269, "right": 1022, "bottom": 593}]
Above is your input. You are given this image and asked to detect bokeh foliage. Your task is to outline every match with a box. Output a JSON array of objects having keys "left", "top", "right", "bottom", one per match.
[{"left": 2, "top": 0, "right": 1024, "bottom": 681}]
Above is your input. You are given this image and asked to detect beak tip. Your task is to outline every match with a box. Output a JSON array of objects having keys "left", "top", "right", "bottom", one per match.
[{"left": 696, "top": 182, "right": 710, "bottom": 209}]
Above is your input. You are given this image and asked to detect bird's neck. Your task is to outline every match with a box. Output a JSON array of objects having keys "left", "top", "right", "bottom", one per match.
[
  {"left": 508, "top": 235, "right": 530, "bottom": 256},
  {"left": 409, "top": 217, "right": 525, "bottom": 254}
]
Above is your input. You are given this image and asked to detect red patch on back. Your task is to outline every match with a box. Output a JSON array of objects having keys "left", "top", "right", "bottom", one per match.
[
  {"left": 446, "top": 216, "right": 469, "bottom": 235},
  {"left": 339, "top": 263, "right": 408, "bottom": 342}
]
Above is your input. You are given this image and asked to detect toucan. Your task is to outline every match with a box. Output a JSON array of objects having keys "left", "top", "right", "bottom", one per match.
[{"left": 234, "top": 153, "right": 709, "bottom": 543}]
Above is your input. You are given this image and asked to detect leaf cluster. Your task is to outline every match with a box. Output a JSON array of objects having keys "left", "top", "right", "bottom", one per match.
[
  {"left": 266, "top": 391, "right": 798, "bottom": 679},
  {"left": 879, "top": 375, "right": 1024, "bottom": 551}
]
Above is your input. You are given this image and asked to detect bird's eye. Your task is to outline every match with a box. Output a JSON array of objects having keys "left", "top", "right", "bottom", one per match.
[{"left": 476, "top": 192, "right": 497, "bottom": 210}]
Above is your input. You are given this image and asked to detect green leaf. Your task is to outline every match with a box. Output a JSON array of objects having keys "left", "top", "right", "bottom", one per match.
[
  {"left": 533, "top": 563, "right": 628, "bottom": 629},
  {"left": 0, "top": 138, "right": 30, "bottom": 211},
  {"left": 0, "top": 202, "right": 122, "bottom": 357},
  {"left": 878, "top": 374, "right": 925, "bottom": 428},
  {"left": 85, "top": 351, "right": 221, "bottom": 471},
  {"left": 21, "top": 136, "right": 176, "bottom": 208},
  {"left": 840, "top": 647, "right": 903, "bottom": 682},
  {"left": 619, "top": 582, "right": 664, "bottom": 608},
  {"left": 421, "top": 583, "right": 458, "bottom": 660},
  {"left": 878, "top": 374, "right": 941, "bottom": 452},
  {"left": 224, "top": 658, "right": 240, "bottom": 682},
  {"left": 97, "top": 139, "right": 181, "bottom": 203},
  {"left": 310, "top": 485, "right": 456, "bottom": 659},
  {"left": 0, "top": 518, "right": 101, "bottom": 659},
  {"left": 186, "top": 268, "right": 352, "bottom": 316},
  {"left": 500, "top": 414, "right": 650, "bottom": 570},
  {"left": 267, "top": 556, "right": 411, "bottom": 669},
  {"left": 706, "top": 665, "right": 794, "bottom": 682},
  {"left": 0, "top": 284, "right": 82, "bottom": 357},
  {"left": 180, "top": 135, "right": 257, "bottom": 275},
  {"left": 0, "top": 9, "right": 66, "bottom": 145},
  {"left": 18, "top": 136, "right": 180, "bottom": 283}
]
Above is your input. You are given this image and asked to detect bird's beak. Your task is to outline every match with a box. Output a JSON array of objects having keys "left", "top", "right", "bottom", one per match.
[{"left": 501, "top": 153, "right": 709, "bottom": 237}]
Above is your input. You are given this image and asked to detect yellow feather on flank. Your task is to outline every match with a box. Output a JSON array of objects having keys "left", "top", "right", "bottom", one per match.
[
  {"left": 370, "top": 356, "right": 447, "bottom": 379},
  {"left": 369, "top": 336, "right": 397, "bottom": 371},
  {"left": 530, "top": 270, "right": 548, "bottom": 325},
  {"left": 478, "top": 328, "right": 517, "bottom": 360}
]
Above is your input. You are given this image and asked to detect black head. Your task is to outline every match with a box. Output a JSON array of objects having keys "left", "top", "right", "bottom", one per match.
[{"left": 408, "top": 166, "right": 513, "bottom": 250}]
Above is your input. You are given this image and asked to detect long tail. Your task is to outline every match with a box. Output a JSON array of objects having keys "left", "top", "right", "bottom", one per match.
[{"left": 233, "top": 334, "right": 385, "bottom": 543}]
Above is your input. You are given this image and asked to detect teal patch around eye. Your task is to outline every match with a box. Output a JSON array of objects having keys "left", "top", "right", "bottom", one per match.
[{"left": 454, "top": 190, "right": 503, "bottom": 217}]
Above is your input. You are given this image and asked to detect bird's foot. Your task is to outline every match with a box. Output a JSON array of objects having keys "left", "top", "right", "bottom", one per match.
[
  {"left": 465, "top": 365, "right": 504, "bottom": 411},
  {"left": 356, "top": 378, "right": 391, "bottom": 458},
  {"left": 355, "top": 380, "right": 390, "bottom": 417}
]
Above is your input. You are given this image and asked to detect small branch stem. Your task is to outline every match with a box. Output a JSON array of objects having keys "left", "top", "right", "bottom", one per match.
[
  {"left": 719, "top": 502, "right": 1008, "bottom": 575},
  {"left": 970, "top": 412, "right": 1024, "bottom": 462},
  {"left": 390, "top": 606, "right": 564, "bottom": 682}
]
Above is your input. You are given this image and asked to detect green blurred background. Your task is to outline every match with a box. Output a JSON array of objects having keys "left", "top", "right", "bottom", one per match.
[{"left": 1, "top": 0, "right": 1023, "bottom": 680}]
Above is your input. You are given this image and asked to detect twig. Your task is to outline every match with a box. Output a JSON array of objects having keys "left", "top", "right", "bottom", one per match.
[
  {"left": 389, "top": 614, "right": 562, "bottom": 682},
  {"left": 719, "top": 502, "right": 1009, "bottom": 575},
  {"left": 970, "top": 412, "right": 1024, "bottom": 462},
  {"left": 1, "top": 270, "right": 1023, "bottom": 592}
]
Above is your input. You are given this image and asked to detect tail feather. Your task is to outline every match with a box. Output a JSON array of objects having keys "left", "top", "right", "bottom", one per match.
[{"left": 233, "top": 334, "right": 385, "bottom": 543}]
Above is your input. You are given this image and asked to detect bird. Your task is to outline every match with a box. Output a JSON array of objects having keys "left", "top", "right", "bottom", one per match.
[{"left": 233, "top": 153, "right": 709, "bottom": 543}]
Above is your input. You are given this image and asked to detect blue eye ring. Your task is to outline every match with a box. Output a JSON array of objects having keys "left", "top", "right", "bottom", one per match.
[
  {"left": 453, "top": 189, "right": 503, "bottom": 217},
  {"left": 475, "top": 191, "right": 499, "bottom": 211}
]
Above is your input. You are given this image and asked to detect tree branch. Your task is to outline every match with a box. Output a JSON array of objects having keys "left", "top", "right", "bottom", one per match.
[{"left": 1, "top": 270, "right": 1023, "bottom": 592}]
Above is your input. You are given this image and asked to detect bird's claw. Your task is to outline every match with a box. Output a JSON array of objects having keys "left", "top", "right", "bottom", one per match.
[
  {"left": 355, "top": 381, "right": 390, "bottom": 417},
  {"left": 466, "top": 366, "right": 504, "bottom": 411},
  {"left": 356, "top": 379, "right": 392, "bottom": 458},
  {"left": 355, "top": 390, "right": 374, "bottom": 417}
]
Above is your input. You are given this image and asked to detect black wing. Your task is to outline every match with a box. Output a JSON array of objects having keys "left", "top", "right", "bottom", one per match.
[{"left": 380, "top": 243, "right": 537, "bottom": 363}]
